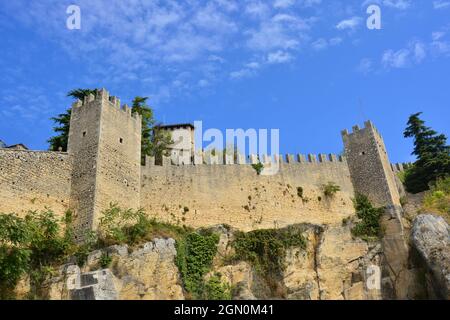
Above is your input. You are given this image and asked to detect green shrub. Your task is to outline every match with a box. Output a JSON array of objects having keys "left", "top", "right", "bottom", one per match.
[
  {"left": 99, "top": 253, "right": 112, "bottom": 269},
  {"left": 232, "top": 227, "right": 306, "bottom": 276},
  {"left": 400, "top": 196, "right": 408, "bottom": 207},
  {"left": 98, "top": 203, "right": 189, "bottom": 246},
  {"left": 351, "top": 194, "right": 384, "bottom": 241},
  {"left": 0, "top": 210, "right": 76, "bottom": 299},
  {"left": 251, "top": 162, "right": 264, "bottom": 175},
  {"left": 323, "top": 182, "right": 341, "bottom": 197},
  {"left": 175, "top": 231, "right": 220, "bottom": 299},
  {"left": 423, "top": 176, "right": 450, "bottom": 215},
  {"left": 205, "top": 273, "right": 232, "bottom": 300}
]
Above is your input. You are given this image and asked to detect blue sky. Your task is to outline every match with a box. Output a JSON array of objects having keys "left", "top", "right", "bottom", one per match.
[{"left": 0, "top": 0, "right": 449, "bottom": 163}]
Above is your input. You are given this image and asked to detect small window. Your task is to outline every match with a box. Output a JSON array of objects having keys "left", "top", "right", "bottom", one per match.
[
  {"left": 82, "top": 131, "right": 87, "bottom": 137},
  {"left": 360, "top": 151, "right": 366, "bottom": 156},
  {"left": 119, "top": 138, "right": 123, "bottom": 144}
]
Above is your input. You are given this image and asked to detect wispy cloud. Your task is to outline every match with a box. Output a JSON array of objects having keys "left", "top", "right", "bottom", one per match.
[
  {"left": 336, "top": 17, "right": 362, "bottom": 31},
  {"left": 433, "top": 1, "right": 450, "bottom": 9}
]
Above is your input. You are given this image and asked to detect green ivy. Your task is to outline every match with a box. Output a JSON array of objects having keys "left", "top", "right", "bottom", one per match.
[
  {"left": 232, "top": 227, "right": 307, "bottom": 276},
  {"left": 175, "top": 231, "right": 220, "bottom": 299},
  {"left": 205, "top": 273, "right": 232, "bottom": 300}
]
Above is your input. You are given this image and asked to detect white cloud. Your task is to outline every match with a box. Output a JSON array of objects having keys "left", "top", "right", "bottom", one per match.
[
  {"left": 433, "top": 1, "right": 450, "bottom": 9},
  {"left": 273, "top": 0, "right": 295, "bottom": 9},
  {"left": 311, "top": 37, "right": 342, "bottom": 50},
  {"left": 382, "top": 49, "right": 410, "bottom": 68},
  {"left": 381, "top": 41, "right": 426, "bottom": 69},
  {"left": 413, "top": 41, "right": 426, "bottom": 63},
  {"left": 357, "top": 58, "right": 373, "bottom": 74},
  {"left": 362, "top": 0, "right": 411, "bottom": 10},
  {"left": 432, "top": 31, "right": 446, "bottom": 41},
  {"left": 267, "top": 50, "right": 293, "bottom": 63},
  {"left": 336, "top": 17, "right": 362, "bottom": 31},
  {"left": 383, "top": 0, "right": 411, "bottom": 10}
]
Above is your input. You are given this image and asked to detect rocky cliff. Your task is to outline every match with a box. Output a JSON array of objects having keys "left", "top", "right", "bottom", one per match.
[{"left": 21, "top": 223, "right": 384, "bottom": 300}]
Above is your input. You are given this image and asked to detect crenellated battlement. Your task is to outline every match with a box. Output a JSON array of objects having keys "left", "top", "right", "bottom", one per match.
[
  {"left": 142, "top": 152, "right": 347, "bottom": 169},
  {"left": 391, "top": 162, "right": 413, "bottom": 173},
  {"left": 341, "top": 120, "right": 381, "bottom": 137},
  {"left": 71, "top": 89, "right": 141, "bottom": 123}
]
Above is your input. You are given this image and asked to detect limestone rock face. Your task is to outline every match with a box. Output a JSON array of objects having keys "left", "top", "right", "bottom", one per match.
[
  {"left": 283, "top": 227, "right": 321, "bottom": 300},
  {"left": 208, "top": 224, "right": 381, "bottom": 300},
  {"left": 38, "top": 225, "right": 385, "bottom": 300},
  {"left": 111, "top": 238, "right": 185, "bottom": 300},
  {"left": 411, "top": 214, "right": 450, "bottom": 299},
  {"left": 46, "top": 238, "right": 185, "bottom": 300}
]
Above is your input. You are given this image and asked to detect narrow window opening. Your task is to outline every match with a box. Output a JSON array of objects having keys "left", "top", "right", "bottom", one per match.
[
  {"left": 119, "top": 138, "right": 123, "bottom": 144},
  {"left": 82, "top": 131, "right": 86, "bottom": 137}
]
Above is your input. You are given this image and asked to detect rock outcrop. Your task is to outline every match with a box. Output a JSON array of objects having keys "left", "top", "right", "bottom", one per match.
[
  {"left": 411, "top": 214, "right": 450, "bottom": 299},
  {"left": 46, "top": 238, "right": 185, "bottom": 300}
]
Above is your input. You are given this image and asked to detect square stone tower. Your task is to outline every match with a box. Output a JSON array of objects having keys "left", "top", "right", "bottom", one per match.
[
  {"left": 67, "top": 89, "right": 142, "bottom": 240},
  {"left": 342, "top": 120, "right": 401, "bottom": 211}
]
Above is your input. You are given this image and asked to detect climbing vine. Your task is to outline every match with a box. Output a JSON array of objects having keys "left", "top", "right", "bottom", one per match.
[
  {"left": 232, "top": 227, "right": 307, "bottom": 276},
  {"left": 175, "top": 231, "right": 221, "bottom": 299}
]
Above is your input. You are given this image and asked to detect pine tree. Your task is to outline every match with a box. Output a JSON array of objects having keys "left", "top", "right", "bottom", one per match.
[
  {"left": 403, "top": 112, "right": 450, "bottom": 193},
  {"left": 48, "top": 89, "right": 97, "bottom": 151},
  {"left": 48, "top": 109, "right": 71, "bottom": 151}
]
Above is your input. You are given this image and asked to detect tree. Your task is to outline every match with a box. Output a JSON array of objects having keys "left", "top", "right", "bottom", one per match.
[
  {"left": 48, "top": 89, "right": 97, "bottom": 151},
  {"left": 66, "top": 88, "right": 98, "bottom": 101},
  {"left": 403, "top": 112, "right": 450, "bottom": 193},
  {"left": 48, "top": 109, "right": 71, "bottom": 152},
  {"left": 130, "top": 97, "right": 173, "bottom": 164}
]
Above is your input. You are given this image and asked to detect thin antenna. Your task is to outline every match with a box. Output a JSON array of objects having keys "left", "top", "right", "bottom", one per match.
[{"left": 358, "top": 98, "right": 368, "bottom": 122}]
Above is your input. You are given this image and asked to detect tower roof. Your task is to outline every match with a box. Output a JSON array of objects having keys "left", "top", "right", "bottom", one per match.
[{"left": 155, "top": 123, "right": 195, "bottom": 130}]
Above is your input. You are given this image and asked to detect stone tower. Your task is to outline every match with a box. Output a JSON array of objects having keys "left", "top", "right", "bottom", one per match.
[
  {"left": 341, "top": 121, "right": 402, "bottom": 213},
  {"left": 67, "top": 89, "right": 142, "bottom": 240},
  {"left": 342, "top": 120, "right": 409, "bottom": 299}
]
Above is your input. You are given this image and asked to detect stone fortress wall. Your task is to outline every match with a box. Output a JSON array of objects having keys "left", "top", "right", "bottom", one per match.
[
  {"left": 0, "top": 90, "right": 410, "bottom": 237},
  {"left": 141, "top": 154, "right": 356, "bottom": 230},
  {"left": 0, "top": 149, "right": 72, "bottom": 215}
]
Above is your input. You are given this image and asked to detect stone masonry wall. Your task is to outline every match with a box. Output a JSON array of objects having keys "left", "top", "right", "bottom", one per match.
[
  {"left": 0, "top": 149, "right": 72, "bottom": 216},
  {"left": 140, "top": 156, "right": 356, "bottom": 231}
]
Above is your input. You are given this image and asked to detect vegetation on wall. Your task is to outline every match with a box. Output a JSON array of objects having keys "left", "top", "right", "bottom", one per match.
[
  {"left": 175, "top": 231, "right": 223, "bottom": 299},
  {"left": 205, "top": 273, "right": 232, "bottom": 300},
  {"left": 323, "top": 182, "right": 341, "bottom": 197},
  {"left": 97, "top": 203, "right": 189, "bottom": 247},
  {"left": 231, "top": 227, "right": 307, "bottom": 277},
  {"left": 251, "top": 162, "right": 264, "bottom": 175},
  {"left": 351, "top": 194, "right": 384, "bottom": 241},
  {"left": 403, "top": 112, "right": 450, "bottom": 193}
]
